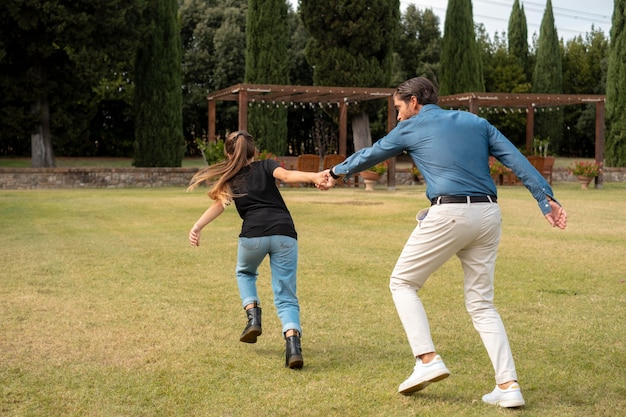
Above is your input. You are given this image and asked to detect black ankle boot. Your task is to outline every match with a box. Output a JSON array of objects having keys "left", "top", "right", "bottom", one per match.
[
  {"left": 240, "top": 304, "right": 262, "bottom": 343},
  {"left": 285, "top": 334, "right": 303, "bottom": 369}
]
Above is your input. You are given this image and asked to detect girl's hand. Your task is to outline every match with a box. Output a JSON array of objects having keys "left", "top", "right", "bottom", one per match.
[{"left": 189, "top": 226, "right": 202, "bottom": 246}]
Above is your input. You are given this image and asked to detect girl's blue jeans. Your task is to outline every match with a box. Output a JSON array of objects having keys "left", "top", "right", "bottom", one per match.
[{"left": 236, "top": 235, "right": 301, "bottom": 336}]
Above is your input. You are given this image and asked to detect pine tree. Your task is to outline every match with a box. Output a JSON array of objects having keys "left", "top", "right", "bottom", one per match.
[
  {"left": 439, "top": 0, "right": 484, "bottom": 95},
  {"left": 133, "top": 0, "right": 184, "bottom": 167},
  {"left": 605, "top": 0, "right": 626, "bottom": 166},
  {"left": 531, "top": 0, "right": 563, "bottom": 153},
  {"left": 245, "top": 0, "right": 290, "bottom": 155},
  {"left": 508, "top": 0, "right": 529, "bottom": 81}
]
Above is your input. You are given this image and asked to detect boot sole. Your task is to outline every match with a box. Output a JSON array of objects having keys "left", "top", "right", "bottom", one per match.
[
  {"left": 239, "top": 326, "right": 262, "bottom": 343},
  {"left": 287, "top": 355, "right": 303, "bottom": 369}
]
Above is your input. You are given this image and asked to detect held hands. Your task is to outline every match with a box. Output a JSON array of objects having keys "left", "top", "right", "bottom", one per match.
[
  {"left": 315, "top": 169, "right": 336, "bottom": 191},
  {"left": 545, "top": 200, "right": 567, "bottom": 229}
]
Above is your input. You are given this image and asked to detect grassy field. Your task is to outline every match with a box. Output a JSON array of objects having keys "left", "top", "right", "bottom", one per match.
[{"left": 1, "top": 183, "right": 625, "bottom": 416}]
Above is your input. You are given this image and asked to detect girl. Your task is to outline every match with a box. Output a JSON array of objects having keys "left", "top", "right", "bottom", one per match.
[{"left": 188, "top": 130, "right": 326, "bottom": 369}]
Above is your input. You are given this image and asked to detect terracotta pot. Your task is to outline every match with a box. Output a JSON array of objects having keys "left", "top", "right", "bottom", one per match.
[
  {"left": 359, "top": 171, "right": 380, "bottom": 181},
  {"left": 577, "top": 175, "right": 593, "bottom": 189}
]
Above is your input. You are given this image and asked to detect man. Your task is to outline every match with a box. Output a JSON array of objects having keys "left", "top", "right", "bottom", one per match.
[{"left": 321, "top": 77, "right": 567, "bottom": 408}]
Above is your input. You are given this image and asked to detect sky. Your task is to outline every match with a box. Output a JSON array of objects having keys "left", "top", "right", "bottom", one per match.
[{"left": 288, "top": 1, "right": 614, "bottom": 41}]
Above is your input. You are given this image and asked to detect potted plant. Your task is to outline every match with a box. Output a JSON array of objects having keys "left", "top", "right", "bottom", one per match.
[
  {"left": 489, "top": 160, "right": 510, "bottom": 185},
  {"left": 412, "top": 165, "right": 425, "bottom": 185},
  {"left": 568, "top": 160, "right": 602, "bottom": 189},
  {"left": 360, "top": 162, "right": 387, "bottom": 190}
]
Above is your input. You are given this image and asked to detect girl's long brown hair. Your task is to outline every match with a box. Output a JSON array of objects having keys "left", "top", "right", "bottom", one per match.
[{"left": 187, "top": 131, "right": 257, "bottom": 206}]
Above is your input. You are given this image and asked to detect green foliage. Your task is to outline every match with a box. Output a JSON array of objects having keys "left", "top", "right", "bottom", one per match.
[
  {"left": 439, "top": 0, "right": 484, "bottom": 95},
  {"left": 195, "top": 138, "right": 225, "bottom": 165},
  {"left": 568, "top": 160, "right": 602, "bottom": 176},
  {"left": 562, "top": 30, "right": 609, "bottom": 157},
  {"left": 477, "top": 29, "right": 528, "bottom": 148},
  {"left": 301, "top": 0, "right": 398, "bottom": 89},
  {"left": 0, "top": 0, "right": 145, "bottom": 162},
  {"left": 532, "top": 0, "right": 562, "bottom": 94},
  {"left": 299, "top": 0, "right": 399, "bottom": 151},
  {"left": 393, "top": 5, "right": 441, "bottom": 85},
  {"left": 134, "top": 0, "right": 185, "bottom": 167},
  {"left": 368, "top": 161, "right": 388, "bottom": 175},
  {"left": 286, "top": 4, "right": 313, "bottom": 86},
  {"left": 507, "top": 0, "right": 529, "bottom": 80},
  {"left": 179, "top": 0, "right": 247, "bottom": 144},
  {"left": 245, "top": 0, "right": 289, "bottom": 155},
  {"left": 532, "top": 0, "right": 563, "bottom": 153},
  {"left": 606, "top": 0, "right": 626, "bottom": 166}
]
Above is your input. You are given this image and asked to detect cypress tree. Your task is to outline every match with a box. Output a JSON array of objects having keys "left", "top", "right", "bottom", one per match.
[
  {"left": 439, "top": 0, "right": 484, "bottom": 95},
  {"left": 245, "top": 0, "right": 289, "bottom": 155},
  {"left": 531, "top": 0, "right": 563, "bottom": 153},
  {"left": 133, "top": 0, "right": 184, "bottom": 167},
  {"left": 508, "top": 0, "right": 529, "bottom": 80},
  {"left": 605, "top": 0, "right": 626, "bottom": 166}
]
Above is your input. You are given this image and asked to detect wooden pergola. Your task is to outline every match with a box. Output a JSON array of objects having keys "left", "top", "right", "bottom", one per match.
[
  {"left": 440, "top": 92, "right": 606, "bottom": 187},
  {"left": 206, "top": 83, "right": 397, "bottom": 157},
  {"left": 207, "top": 84, "right": 606, "bottom": 187}
]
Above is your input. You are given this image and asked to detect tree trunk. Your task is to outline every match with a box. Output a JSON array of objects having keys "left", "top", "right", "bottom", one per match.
[
  {"left": 351, "top": 111, "right": 372, "bottom": 151},
  {"left": 31, "top": 63, "right": 55, "bottom": 168},
  {"left": 31, "top": 96, "right": 55, "bottom": 168}
]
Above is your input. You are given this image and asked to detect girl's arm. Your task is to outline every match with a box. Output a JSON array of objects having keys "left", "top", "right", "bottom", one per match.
[
  {"left": 189, "top": 200, "right": 225, "bottom": 246},
  {"left": 272, "top": 167, "right": 326, "bottom": 186}
]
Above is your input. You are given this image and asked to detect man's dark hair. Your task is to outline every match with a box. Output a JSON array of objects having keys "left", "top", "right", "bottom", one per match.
[{"left": 394, "top": 77, "right": 439, "bottom": 105}]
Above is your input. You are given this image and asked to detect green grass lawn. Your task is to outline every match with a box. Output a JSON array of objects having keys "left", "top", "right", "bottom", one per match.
[{"left": 1, "top": 184, "right": 625, "bottom": 416}]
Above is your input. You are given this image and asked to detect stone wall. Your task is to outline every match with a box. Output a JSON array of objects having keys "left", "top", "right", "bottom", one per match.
[
  {"left": 0, "top": 166, "right": 624, "bottom": 190},
  {"left": 0, "top": 167, "right": 200, "bottom": 190},
  {"left": 387, "top": 167, "right": 626, "bottom": 186}
]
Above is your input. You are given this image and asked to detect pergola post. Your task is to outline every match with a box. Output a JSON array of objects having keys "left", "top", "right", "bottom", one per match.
[
  {"left": 386, "top": 96, "right": 397, "bottom": 189},
  {"left": 526, "top": 104, "right": 535, "bottom": 154},
  {"left": 595, "top": 101, "right": 605, "bottom": 189},
  {"left": 339, "top": 101, "right": 348, "bottom": 156},
  {"left": 469, "top": 97, "right": 479, "bottom": 114},
  {"left": 238, "top": 90, "right": 248, "bottom": 132},
  {"left": 208, "top": 100, "right": 216, "bottom": 143}
]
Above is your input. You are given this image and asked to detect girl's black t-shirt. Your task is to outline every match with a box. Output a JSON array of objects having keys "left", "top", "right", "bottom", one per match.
[{"left": 230, "top": 159, "right": 297, "bottom": 240}]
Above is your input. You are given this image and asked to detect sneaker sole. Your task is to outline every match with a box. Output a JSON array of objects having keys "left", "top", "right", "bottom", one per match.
[
  {"left": 239, "top": 327, "right": 262, "bottom": 343},
  {"left": 495, "top": 398, "right": 525, "bottom": 408},
  {"left": 398, "top": 370, "right": 450, "bottom": 394}
]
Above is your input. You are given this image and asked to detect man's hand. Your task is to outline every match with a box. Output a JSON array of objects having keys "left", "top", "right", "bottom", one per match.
[{"left": 545, "top": 200, "right": 567, "bottom": 229}]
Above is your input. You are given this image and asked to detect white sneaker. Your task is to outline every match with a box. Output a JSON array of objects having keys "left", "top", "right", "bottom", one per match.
[
  {"left": 398, "top": 355, "right": 450, "bottom": 394},
  {"left": 482, "top": 383, "right": 525, "bottom": 408}
]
